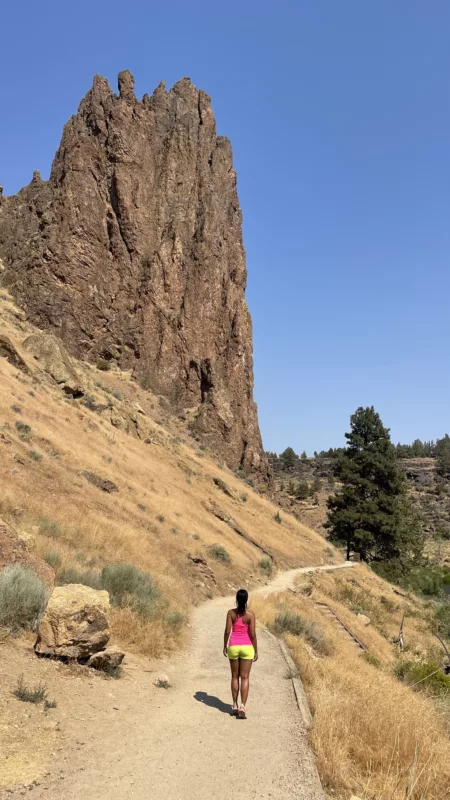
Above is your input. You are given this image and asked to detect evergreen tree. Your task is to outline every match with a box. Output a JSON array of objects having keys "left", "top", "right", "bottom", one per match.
[
  {"left": 287, "top": 479, "right": 296, "bottom": 495},
  {"left": 436, "top": 434, "right": 450, "bottom": 478},
  {"left": 279, "top": 447, "right": 297, "bottom": 472},
  {"left": 296, "top": 481, "right": 310, "bottom": 500},
  {"left": 312, "top": 476, "right": 322, "bottom": 494},
  {"left": 325, "top": 407, "right": 422, "bottom": 565},
  {"left": 300, "top": 450, "right": 308, "bottom": 459}
]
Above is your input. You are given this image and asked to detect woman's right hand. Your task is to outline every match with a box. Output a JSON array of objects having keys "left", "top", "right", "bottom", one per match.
[{"left": 253, "top": 652, "right": 259, "bottom": 662}]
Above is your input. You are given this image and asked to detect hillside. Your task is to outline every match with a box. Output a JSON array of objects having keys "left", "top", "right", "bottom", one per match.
[
  {"left": 0, "top": 287, "right": 333, "bottom": 637},
  {"left": 269, "top": 453, "right": 450, "bottom": 565}
]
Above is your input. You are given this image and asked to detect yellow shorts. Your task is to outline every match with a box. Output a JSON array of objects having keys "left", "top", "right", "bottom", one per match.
[{"left": 227, "top": 645, "right": 255, "bottom": 660}]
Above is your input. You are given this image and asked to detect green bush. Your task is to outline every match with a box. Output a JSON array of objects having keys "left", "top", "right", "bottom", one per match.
[
  {"left": 39, "top": 518, "right": 61, "bottom": 539},
  {"left": 57, "top": 568, "right": 102, "bottom": 590},
  {"left": 395, "top": 659, "right": 450, "bottom": 695},
  {"left": 273, "top": 511, "right": 282, "bottom": 524},
  {"left": 44, "top": 550, "right": 62, "bottom": 569},
  {"left": 167, "top": 611, "right": 185, "bottom": 630},
  {"left": 258, "top": 557, "right": 273, "bottom": 575},
  {"left": 273, "top": 611, "right": 329, "bottom": 655},
  {"left": 208, "top": 544, "right": 231, "bottom": 563},
  {"left": 0, "top": 565, "right": 49, "bottom": 632},
  {"left": 101, "top": 563, "right": 162, "bottom": 618},
  {"left": 435, "top": 603, "right": 450, "bottom": 640},
  {"left": 29, "top": 450, "right": 42, "bottom": 462},
  {"left": 14, "top": 676, "right": 48, "bottom": 704},
  {"left": 360, "top": 652, "right": 381, "bottom": 668},
  {"left": 96, "top": 359, "right": 111, "bottom": 371},
  {"left": 15, "top": 420, "right": 31, "bottom": 441}
]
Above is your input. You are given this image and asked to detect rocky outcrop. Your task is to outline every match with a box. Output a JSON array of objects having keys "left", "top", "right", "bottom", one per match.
[
  {"left": 35, "top": 584, "right": 110, "bottom": 658},
  {"left": 0, "top": 71, "right": 266, "bottom": 475},
  {"left": 22, "top": 332, "right": 84, "bottom": 396},
  {"left": 0, "top": 334, "right": 29, "bottom": 373}
]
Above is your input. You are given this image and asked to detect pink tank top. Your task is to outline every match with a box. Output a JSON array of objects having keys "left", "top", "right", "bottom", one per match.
[{"left": 229, "top": 614, "right": 252, "bottom": 646}]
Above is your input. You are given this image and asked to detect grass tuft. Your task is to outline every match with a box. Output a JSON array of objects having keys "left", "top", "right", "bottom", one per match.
[{"left": 208, "top": 544, "right": 231, "bottom": 563}]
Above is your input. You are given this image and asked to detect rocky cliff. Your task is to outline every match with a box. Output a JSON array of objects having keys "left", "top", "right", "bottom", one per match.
[{"left": 0, "top": 71, "right": 265, "bottom": 473}]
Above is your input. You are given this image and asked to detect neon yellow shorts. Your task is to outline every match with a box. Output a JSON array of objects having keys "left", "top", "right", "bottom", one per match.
[{"left": 227, "top": 644, "right": 255, "bottom": 660}]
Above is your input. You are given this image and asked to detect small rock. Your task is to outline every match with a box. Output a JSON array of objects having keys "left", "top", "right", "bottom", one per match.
[
  {"left": 154, "top": 674, "right": 171, "bottom": 689},
  {"left": 87, "top": 647, "right": 125, "bottom": 671},
  {"left": 357, "top": 614, "right": 371, "bottom": 626}
]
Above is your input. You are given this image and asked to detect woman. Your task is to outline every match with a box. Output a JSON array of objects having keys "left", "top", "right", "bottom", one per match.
[{"left": 223, "top": 588, "right": 258, "bottom": 719}]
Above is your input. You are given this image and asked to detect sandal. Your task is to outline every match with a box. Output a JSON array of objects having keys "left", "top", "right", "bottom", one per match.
[
  {"left": 238, "top": 705, "right": 247, "bottom": 719},
  {"left": 231, "top": 703, "right": 239, "bottom": 716}
]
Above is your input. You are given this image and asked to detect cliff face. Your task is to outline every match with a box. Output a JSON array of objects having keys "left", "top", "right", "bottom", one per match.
[{"left": 0, "top": 71, "right": 266, "bottom": 473}]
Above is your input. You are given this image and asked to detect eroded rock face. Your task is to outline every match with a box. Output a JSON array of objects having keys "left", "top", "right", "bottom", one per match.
[
  {"left": 35, "top": 584, "right": 110, "bottom": 658},
  {"left": 22, "top": 332, "right": 84, "bottom": 395},
  {"left": 0, "top": 72, "right": 266, "bottom": 474}
]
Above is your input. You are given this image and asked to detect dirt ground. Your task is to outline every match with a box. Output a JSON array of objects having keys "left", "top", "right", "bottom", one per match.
[{"left": 0, "top": 568, "right": 340, "bottom": 800}]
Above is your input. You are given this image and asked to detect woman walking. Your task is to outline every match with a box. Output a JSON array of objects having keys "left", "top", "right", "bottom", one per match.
[{"left": 223, "top": 588, "right": 258, "bottom": 719}]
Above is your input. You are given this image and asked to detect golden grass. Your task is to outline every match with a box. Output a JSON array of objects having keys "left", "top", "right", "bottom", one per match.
[
  {"left": 253, "top": 578, "right": 450, "bottom": 800},
  {"left": 0, "top": 296, "right": 335, "bottom": 656}
]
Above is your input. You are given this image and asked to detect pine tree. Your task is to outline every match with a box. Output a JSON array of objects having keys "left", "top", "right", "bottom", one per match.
[
  {"left": 436, "top": 434, "right": 450, "bottom": 478},
  {"left": 279, "top": 447, "right": 297, "bottom": 472},
  {"left": 325, "top": 407, "right": 422, "bottom": 566},
  {"left": 296, "top": 481, "right": 310, "bottom": 500},
  {"left": 300, "top": 450, "right": 308, "bottom": 459}
]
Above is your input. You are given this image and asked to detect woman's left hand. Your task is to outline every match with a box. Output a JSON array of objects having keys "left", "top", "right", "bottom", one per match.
[{"left": 223, "top": 647, "right": 228, "bottom": 658}]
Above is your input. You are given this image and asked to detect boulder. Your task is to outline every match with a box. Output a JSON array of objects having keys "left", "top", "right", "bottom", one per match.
[
  {"left": 357, "top": 614, "right": 371, "bottom": 627},
  {"left": 22, "top": 332, "right": 84, "bottom": 396},
  {"left": 35, "top": 584, "right": 110, "bottom": 658},
  {"left": 87, "top": 647, "right": 125, "bottom": 671}
]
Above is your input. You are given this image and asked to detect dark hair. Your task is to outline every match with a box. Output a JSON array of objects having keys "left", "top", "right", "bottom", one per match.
[{"left": 236, "top": 588, "right": 248, "bottom": 615}]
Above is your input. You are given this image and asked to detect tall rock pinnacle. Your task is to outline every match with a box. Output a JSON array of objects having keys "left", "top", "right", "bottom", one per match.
[{"left": 0, "top": 72, "right": 266, "bottom": 474}]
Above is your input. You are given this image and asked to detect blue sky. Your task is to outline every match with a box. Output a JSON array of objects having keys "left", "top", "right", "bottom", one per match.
[{"left": 1, "top": 1, "right": 449, "bottom": 454}]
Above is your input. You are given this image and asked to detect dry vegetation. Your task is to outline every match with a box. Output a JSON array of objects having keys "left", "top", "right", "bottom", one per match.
[
  {"left": 253, "top": 565, "right": 450, "bottom": 800},
  {"left": 0, "top": 290, "right": 331, "bottom": 659}
]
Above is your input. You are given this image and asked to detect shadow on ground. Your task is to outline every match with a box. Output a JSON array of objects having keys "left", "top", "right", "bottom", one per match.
[{"left": 194, "top": 691, "right": 231, "bottom": 715}]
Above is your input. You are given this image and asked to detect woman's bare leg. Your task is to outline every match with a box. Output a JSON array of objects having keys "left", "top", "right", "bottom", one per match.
[
  {"left": 239, "top": 658, "right": 253, "bottom": 706},
  {"left": 229, "top": 658, "right": 240, "bottom": 704}
]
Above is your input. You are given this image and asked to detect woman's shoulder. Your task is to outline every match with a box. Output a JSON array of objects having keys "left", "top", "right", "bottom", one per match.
[{"left": 246, "top": 609, "right": 256, "bottom": 619}]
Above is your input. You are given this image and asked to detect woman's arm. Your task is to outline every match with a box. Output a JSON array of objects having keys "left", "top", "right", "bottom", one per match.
[
  {"left": 249, "top": 613, "right": 258, "bottom": 661},
  {"left": 223, "top": 610, "right": 232, "bottom": 656}
]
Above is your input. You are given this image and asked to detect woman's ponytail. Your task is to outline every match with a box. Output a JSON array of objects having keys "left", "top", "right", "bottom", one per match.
[{"left": 236, "top": 588, "right": 248, "bottom": 615}]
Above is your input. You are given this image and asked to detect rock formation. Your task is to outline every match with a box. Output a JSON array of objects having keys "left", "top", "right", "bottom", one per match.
[
  {"left": 0, "top": 71, "right": 266, "bottom": 473},
  {"left": 35, "top": 584, "right": 111, "bottom": 658}
]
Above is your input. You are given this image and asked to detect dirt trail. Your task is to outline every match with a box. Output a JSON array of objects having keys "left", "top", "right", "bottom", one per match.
[{"left": 5, "top": 565, "right": 352, "bottom": 800}]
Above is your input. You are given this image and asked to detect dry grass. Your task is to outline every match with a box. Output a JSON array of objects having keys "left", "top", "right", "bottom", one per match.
[
  {"left": 253, "top": 574, "right": 450, "bottom": 800},
  {"left": 0, "top": 293, "right": 334, "bottom": 657}
]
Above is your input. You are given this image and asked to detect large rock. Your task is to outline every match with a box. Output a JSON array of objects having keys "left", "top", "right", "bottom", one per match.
[
  {"left": 0, "top": 72, "right": 267, "bottom": 477},
  {"left": 22, "top": 332, "right": 83, "bottom": 396},
  {"left": 35, "top": 584, "right": 110, "bottom": 658}
]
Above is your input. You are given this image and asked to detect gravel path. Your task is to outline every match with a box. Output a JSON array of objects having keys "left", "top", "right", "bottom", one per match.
[{"left": 19, "top": 565, "right": 350, "bottom": 800}]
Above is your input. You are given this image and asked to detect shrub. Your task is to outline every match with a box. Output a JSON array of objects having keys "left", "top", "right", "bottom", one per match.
[
  {"left": 0, "top": 565, "right": 49, "bottom": 632},
  {"left": 96, "top": 359, "right": 111, "bottom": 371},
  {"left": 167, "top": 611, "right": 185, "bottom": 630},
  {"left": 11, "top": 404, "right": 21, "bottom": 413},
  {"left": 241, "top": 493, "right": 248, "bottom": 503},
  {"left": 156, "top": 515, "right": 165, "bottom": 523},
  {"left": 101, "top": 563, "right": 162, "bottom": 618},
  {"left": 39, "top": 518, "right": 61, "bottom": 539},
  {"left": 395, "top": 659, "right": 450, "bottom": 696},
  {"left": 273, "top": 511, "right": 282, "bottom": 524},
  {"left": 44, "top": 550, "right": 62, "bottom": 569},
  {"left": 29, "top": 450, "right": 42, "bottom": 462},
  {"left": 83, "top": 394, "right": 97, "bottom": 410},
  {"left": 13, "top": 676, "right": 48, "bottom": 704},
  {"left": 272, "top": 611, "right": 329, "bottom": 655},
  {"left": 208, "top": 544, "right": 231, "bottom": 563},
  {"left": 259, "top": 557, "right": 273, "bottom": 575},
  {"left": 57, "top": 568, "right": 102, "bottom": 590},
  {"left": 435, "top": 603, "right": 450, "bottom": 639},
  {"left": 15, "top": 420, "right": 31, "bottom": 441},
  {"left": 360, "top": 652, "right": 381, "bottom": 668}
]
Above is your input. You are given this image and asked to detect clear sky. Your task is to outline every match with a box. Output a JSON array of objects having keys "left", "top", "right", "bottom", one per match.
[{"left": 1, "top": 1, "right": 449, "bottom": 455}]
